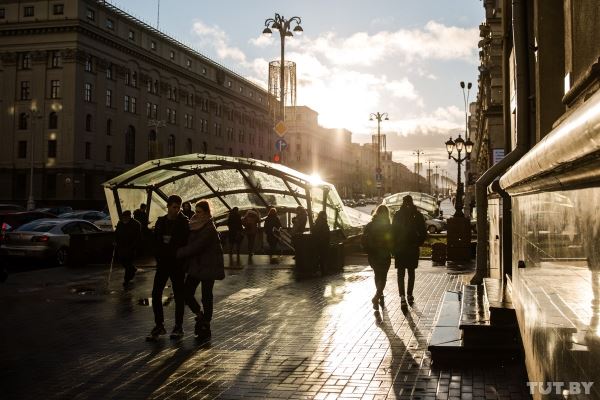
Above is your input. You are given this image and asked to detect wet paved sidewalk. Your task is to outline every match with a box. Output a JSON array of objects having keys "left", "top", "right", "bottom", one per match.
[{"left": 0, "top": 256, "right": 531, "bottom": 399}]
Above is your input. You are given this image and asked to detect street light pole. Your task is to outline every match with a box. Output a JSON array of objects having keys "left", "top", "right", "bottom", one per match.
[
  {"left": 460, "top": 81, "right": 473, "bottom": 217},
  {"left": 27, "top": 108, "right": 43, "bottom": 210},
  {"left": 369, "top": 112, "right": 388, "bottom": 200},
  {"left": 445, "top": 135, "right": 474, "bottom": 217},
  {"left": 263, "top": 14, "right": 303, "bottom": 122},
  {"left": 413, "top": 149, "right": 425, "bottom": 192}
]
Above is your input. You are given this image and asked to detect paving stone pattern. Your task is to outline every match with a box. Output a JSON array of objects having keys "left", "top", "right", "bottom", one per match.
[{"left": 0, "top": 256, "right": 531, "bottom": 399}]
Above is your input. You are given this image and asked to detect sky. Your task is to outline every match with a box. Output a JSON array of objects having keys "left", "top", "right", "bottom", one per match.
[{"left": 108, "top": 0, "right": 483, "bottom": 177}]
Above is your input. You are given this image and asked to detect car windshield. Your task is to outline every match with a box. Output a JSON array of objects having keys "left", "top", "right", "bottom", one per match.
[{"left": 16, "top": 220, "right": 59, "bottom": 232}]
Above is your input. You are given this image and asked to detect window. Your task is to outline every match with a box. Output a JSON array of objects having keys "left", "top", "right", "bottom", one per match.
[
  {"left": 85, "top": 114, "right": 92, "bottom": 131},
  {"left": 106, "top": 89, "right": 112, "bottom": 107},
  {"left": 202, "top": 141, "right": 208, "bottom": 153},
  {"left": 50, "top": 51, "right": 60, "bottom": 68},
  {"left": 24, "top": 6, "right": 34, "bottom": 17},
  {"left": 21, "top": 53, "right": 31, "bottom": 69},
  {"left": 152, "top": 104, "right": 158, "bottom": 119},
  {"left": 150, "top": 40, "right": 156, "bottom": 50},
  {"left": 45, "top": 139, "right": 56, "bottom": 158},
  {"left": 84, "top": 83, "right": 92, "bottom": 102},
  {"left": 184, "top": 113, "right": 193, "bottom": 129},
  {"left": 202, "top": 67, "right": 207, "bottom": 75},
  {"left": 186, "top": 138, "right": 192, "bottom": 154},
  {"left": 130, "top": 97, "right": 136, "bottom": 113},
  {"left": 186, "top": 59, "right": 191, "bottom": 68},
  {"left": 106, "top": 145, "right": 111, "bottom": 162},
  {"left": 124, "top": 95, "right": 130, "bottom": 112},
  {"left": 86, "top": 9, "right": 95, "bottom": 21},
  {"left": 125, "top": 71, "right": 130, "bottom": 86},
  {"left": 146, "top": 79, "right": 152, "bottom": 93},
  {"left": 148, "top": 130, "right": 157, "bottom": 159},
  {"left": 106, "top": 119, "right": 112, "bottom": 136},
  {"left": 227, "top": 81, "right": 232, "bottom": 88},
  {"left": 50, "top": 80, "right": 60, "bottom": 99},
  {"left": 167, "top": 135, "right": 175, "bottom": 157},
  {"left": 53, "top": 4, "right": 64, "bottom": 15},
  {"left": 48, "top": 112, "right": 58, "bottom": 129},
  {"left": 170, "top": 51, "right": 175, "bottom": 60},
  {"left": 106, "top": 18, "right": 114, "bottom": 30},
  {"left": 18, "top": 141, "right": 27, "bottom": 158},
  {"left": 125, "top": 126, "right": 135, "bottom": 164},
  {"left": 153, "top": 80, "right": 158, "bottom": 94},
  {"left": 106, "top": 64, "right": 113, "bottom": 79},
  {"left": 20, "top": 81, "right": 30, "bottom": 100},
  {"left": 85, "top": 142, "right": 91, "bottom": 159},
  {"left": 0, "top": 8, "right": 5, "bottom": 19},
  {"left": 146, "top": 102, "right": 151, "bottom": 117},
  {"left": 18, "top": 113, "right": 28, "bottom": 130},
  {"left": 128, "top": 30, "right": 135, "bottom": 40},
  {"left": 85, "top": 56, "right": 93, "bottom": 72},
  {"left": 131, "top": 71, "right": 137, "bottom": 87}
]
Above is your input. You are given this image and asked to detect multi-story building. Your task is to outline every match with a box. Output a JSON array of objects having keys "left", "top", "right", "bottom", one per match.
[
  {"left": 0, "top": 0, "right": 272, "bottom": 208},
  {"left": 470, "top": 0, "right": 600, "bottom": 394}
]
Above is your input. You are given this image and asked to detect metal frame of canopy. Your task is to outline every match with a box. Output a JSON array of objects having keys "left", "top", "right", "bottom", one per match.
[{"left": 102, "top": 154, "right": 365, "bottom": 235}]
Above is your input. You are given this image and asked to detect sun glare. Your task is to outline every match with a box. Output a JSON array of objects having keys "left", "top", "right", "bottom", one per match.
[{"left": 308, "top": 173, "right": 323, "bottom": 186}]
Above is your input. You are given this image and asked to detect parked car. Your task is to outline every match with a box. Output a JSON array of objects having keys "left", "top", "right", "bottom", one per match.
[
  {"left": 94, "top": 216, "right": 114, "bottom": 232},
  {"left": 34, "top": 206, "right": 73, "bottom": 216},
  {"left": 1, "top": 219, "right": 105, "bottom": 266},
  {"left": 58, "top": 210, "right": 108, "bottom": 222},
  {"left": 422, "top": 212, "right": 447, "bottom": 234},
  {"left": 0, "top": 211, "right": 57, "bottom": 234},
  {"left": 0, "top": 204, "right": 25, "bottom": 213}
]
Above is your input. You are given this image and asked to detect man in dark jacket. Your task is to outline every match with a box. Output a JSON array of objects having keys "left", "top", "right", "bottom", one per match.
[
  {"left": 115, "top": 210, "right": 141, "bottom": 287},
  {"left": 392, "top": 195, "right": 426, "bottom": 305},
  {"left": 147, "top": 195, "right": 190, "bottom": 341}
]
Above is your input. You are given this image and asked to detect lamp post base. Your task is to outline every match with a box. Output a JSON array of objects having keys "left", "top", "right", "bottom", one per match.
[
  {"left": 446, "top": 216, "right": 471, "bottom": 263},
  {"left": 26, "top": 196, "right": 35, "bottom": 211}
]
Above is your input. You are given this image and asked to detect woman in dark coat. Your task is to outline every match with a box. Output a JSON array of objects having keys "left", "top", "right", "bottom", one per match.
[
  {"left": 392, "top": 195, "right": 426, "bottom": 305},
  {"left": 362, "top": 205, "right": 393, "bottom": 309},
  {"left": 312, "top": 211, "right": 330, "bottom": 275},
  {"left": 176, "top": 200, "right": 225, "bottom": 341},
  {"left": 263, "top": 207, "right": 282, "bottom": 263},
  {"left": 226, "top": 207, "right": 243, "bottom": 263}
]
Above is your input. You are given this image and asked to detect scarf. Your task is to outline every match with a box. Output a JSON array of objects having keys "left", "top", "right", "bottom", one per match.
[{"left": 189, "top": 213, "right": 211, "bottom": 231}]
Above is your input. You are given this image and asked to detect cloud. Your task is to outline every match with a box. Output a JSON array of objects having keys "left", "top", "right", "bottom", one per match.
[
  {"left": 191, "top": 21, "right": 246, "bottom": 63},
  {"left": 285, "top": 21, "right": 479, "bottom": 67},
  {"left": 249, "top": 34, "right": 273, "bottom": 48}
]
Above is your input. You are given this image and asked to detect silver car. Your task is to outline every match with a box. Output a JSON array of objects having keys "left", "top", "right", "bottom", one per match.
[{"left": 1, "top": 219, "right": 102, "bottom": 266}]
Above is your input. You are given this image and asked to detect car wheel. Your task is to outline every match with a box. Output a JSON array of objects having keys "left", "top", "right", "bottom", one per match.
[
  {"left": 56, "top": 247, "right": 69, "bottom": 266},
  {"left": 427, "top": 225, "right": 437, "bottom": 234}
]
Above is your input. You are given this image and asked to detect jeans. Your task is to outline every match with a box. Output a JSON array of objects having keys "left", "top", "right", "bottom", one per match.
[
  {"left": 119, "top": 255, "right": 136, "bottom": 284},
  {"left": 369, "top": 256, "right": 391, "bottom": 296},
  {"left": 397, "top": 266, "right": 415, "bottom": 297},
  {"left": 151, "top": 263, "right": 185, "bottom": 326},
  {"left": 184, "top": 276, "right": 215, "bottom": 322}
]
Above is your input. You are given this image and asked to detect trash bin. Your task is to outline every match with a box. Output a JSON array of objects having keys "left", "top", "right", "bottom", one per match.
[
  {"left": 292, "top": 233, "right": 318, "bottom": 278},
  {"left": 325, "top": 242, "right": 344, "bottom": 275},
  {"left": 431, "top": 242, "right": 447, "bottom": 265}
]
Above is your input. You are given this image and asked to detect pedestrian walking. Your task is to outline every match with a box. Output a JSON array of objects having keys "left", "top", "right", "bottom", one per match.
[
  {"left": 133, "top": 203, "right": 150, "bottom": 254},
  {"left": 362, "top": 205, "right": 393, "bottom": 309},
  {"left": 226, "top": 207, "right": 243, "bottom": 264},
  {"left": 241, "top": 208, "right": 260, "bottom": 259},
  {"left": 392, "top": 195, "right": 426, "bottom": 306},
  {"left": 114, "top": 210, "right": 141, "bottom": 288},
  {"left": 181, "top": 201, "right": 194, "bottom": 219},
  {"left": 263, "top": 207, "right": 282, "bottom": 263},
  {"left": 312, "top": 211, "right": 330, "bottom": 275},
  {"left": 291, "top": 206, "right": 308, "bottom": 235},
  {"left": 177, "top": 200, "right": 225, "bottom": 341},
  {"left": 146, "top": 195, "right": 190, "bottom": 341}
]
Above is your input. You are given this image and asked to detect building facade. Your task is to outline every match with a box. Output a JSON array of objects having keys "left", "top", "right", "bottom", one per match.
[
  {"left": 0, "top": 0, "right": 272, "bottom": 208},
  {"left": 471, "top": 0, "right": 600, "bottom": 396}
]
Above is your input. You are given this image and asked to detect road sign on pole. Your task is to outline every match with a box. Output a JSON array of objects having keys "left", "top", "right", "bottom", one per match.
[
  {"left": 275, "top": 138, "right": 288, "bottom": 152},
  {"left": 273, "top": 121, "right": 288, "bottom": 137}
]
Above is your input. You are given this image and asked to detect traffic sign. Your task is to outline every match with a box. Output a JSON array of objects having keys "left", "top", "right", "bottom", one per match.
[
  {"left": 275, "top": 138, "right": 288, "bottom": 152},
  {"left": 376, "top": 182, "right": 383, "bottom": 188},
  {"left": 375, "top": 173, "right": 383, "bottom": 181},
  {"left": 273, "top": 121, "right": 288, "bottom": 137}
]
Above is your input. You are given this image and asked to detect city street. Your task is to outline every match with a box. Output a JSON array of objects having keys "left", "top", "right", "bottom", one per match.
[{"left": 1, "top": 257, "right": 530, "bottom": 399}]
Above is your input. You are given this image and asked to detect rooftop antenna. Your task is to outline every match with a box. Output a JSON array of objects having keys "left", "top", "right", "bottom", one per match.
[{"left": 156, "top": 0, "right": 160, "bottom": 29}]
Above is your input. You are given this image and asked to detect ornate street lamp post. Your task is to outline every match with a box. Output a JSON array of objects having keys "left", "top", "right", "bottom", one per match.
[
  {"left": 460, "top": 81, "right": 473, "bottom": 217},
  {"left": 26, "top": 108, "right": 43, "bottom": 210},
  {"left": 262, "top": 13, "right": 303, "bottom": 122},
  {"left": 413, "top": 149, "right": 425, "bottom": 192},
  {"left": 369, "top": 112, "right": 388, "bottom": 199},
  {"left": 445, "top": 135, "right": 474, "bottom": 217}
]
